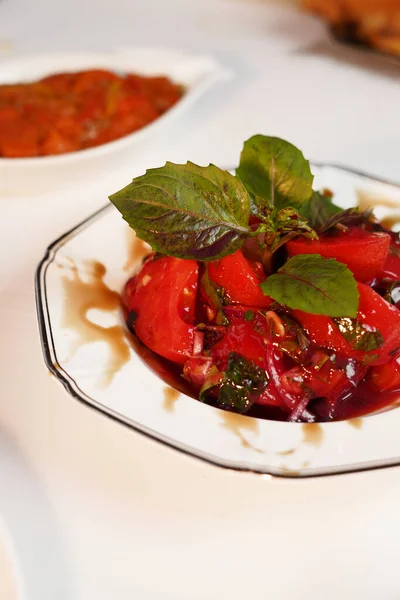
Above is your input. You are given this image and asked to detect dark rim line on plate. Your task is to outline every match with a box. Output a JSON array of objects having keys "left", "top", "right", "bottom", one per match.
[{"left": 34, "top": 163, "right": 400, "bottom": 479}]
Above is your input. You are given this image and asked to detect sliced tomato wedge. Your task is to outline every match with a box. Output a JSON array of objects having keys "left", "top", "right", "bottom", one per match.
[
  {"left": 378, "top": 237, "right": 400, "bottom": 281},
  {"left": 207, "top": 249, "right": 271, "bottom": 307},
  {"left": 210, "top": 318, "right": 266, "bottom": 370},
  {"left": 293, "top": 283, "right": 400, "bottom": 365},
  {"left": 369, "top": 356, "right": 400, "bottom": 392},
  {"left": 286, "top": 227, "right": 390, "bottom": 283},
  {"left": 207, "top": 312, "right": 286, "bottom": 408},
  {"left": 123, "top": 255, "right": 198, "bottom": 364}
]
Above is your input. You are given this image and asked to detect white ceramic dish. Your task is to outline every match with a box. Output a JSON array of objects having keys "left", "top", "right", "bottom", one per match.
[
  {"left": 0, "top": 48, "right": 232, "bottom": 195},
  {"left": 35, "top": 163, "right": 400, "bottom": 478}
]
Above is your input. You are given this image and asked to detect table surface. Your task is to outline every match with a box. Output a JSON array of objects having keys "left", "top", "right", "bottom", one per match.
[{"left": 1, "top": 1, "right": 400, "bottom": 598}]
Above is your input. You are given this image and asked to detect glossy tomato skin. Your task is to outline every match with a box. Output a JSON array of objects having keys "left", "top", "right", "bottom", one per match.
[
  {"left": 378, "top": 235, "right": 400, "bottom": 281},
  {"left": 293, "top": 283, "right": 400, "bottom": 365},
  {"left": 379, "top": 253, "right": 400, "bottom": 281},
  {"left": 207, "top": 249, "right": 272, "bottom": 307},
  {"left": 210, "top": 318, "right": 266, "bottom": 370},
  {"left": 123, "top": 255, "right": 198, "bottom": 364},
  {"left": 369, "top": 356, "right": 400, "bottom": 392},
  {"left": 286, "top": 227, "right": 390, "bottom": 283},
  {"left": 207, "top": 312, "right": 286, "bottom": 408}
]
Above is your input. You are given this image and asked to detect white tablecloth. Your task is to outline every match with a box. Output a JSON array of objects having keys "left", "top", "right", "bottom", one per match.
[{"left": 1, "top": 1, "right": 400, "bottom": 598}]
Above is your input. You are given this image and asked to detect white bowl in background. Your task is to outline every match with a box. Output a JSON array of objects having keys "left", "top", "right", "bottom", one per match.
[{"left": 0, "top": 48, "right": 233, "bottom": 195}]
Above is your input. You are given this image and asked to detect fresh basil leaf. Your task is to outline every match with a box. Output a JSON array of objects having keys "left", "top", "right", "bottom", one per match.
[
  {"left": 259, "top": 207, "right": 318, "bottom": 253},
  {"left": 333, "top": 317, "right": 384, "bottom": 352},
  {"left": 249, "top": 193, "right": 270, "bottom": 223},
  {"left": 244, "top": 310, "right": 255, "bottom": 321},
  {"left": 236, "top": 135, "right": 314, "bottom": 211},
  {"left": 109, "top": 162, "right": 251, "bottom": 261},
  {"left": 319, "top": 207, "right": 374, "bottom": 234},
  {"left": 299, "top": 190, "right": 342, "bottom": 229},
  {"left": 218, "top": 352, "right": 268, "bottom": 413},
  {"left": 260, "top": 254, "right": 359, "bottom": 317}
]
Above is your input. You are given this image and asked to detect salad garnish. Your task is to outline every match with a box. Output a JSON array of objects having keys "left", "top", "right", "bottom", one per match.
[
  {"left": 111, "top": 135, "right": 400, "bottom": 422},
  {"left": 260, "top": 254, "right": 358, "bottom": 317},
  {"left": 110, "top": 134, "right": 362, "bottom": 317}
]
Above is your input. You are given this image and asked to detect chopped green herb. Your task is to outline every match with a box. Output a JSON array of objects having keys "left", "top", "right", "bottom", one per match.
[
  {"left": 217, "top": 352, "right": 268, "bottom": 413},
  {"left": 199, "top": 366, "right": 224, "bottom": 402},
  {"left": 333, "top": 317, "right": 384, "bottom": 352},
  {"left": 200, "top": 352, "right": 268, "bottom": 413},
  {"left": 256, "top": 206, "right": 318, "bottom": 253},
  {"left": 201, "top": 267, "right": 225, "bottom": 310},
  {"left": 244, "top": 310, "right": 255, "bottom": 321},
  {"left": 216, "top": 309, "right": 230, "bottom": 326}
]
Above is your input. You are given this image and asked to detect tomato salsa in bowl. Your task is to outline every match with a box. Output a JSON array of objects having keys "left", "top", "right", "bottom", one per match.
[
  {"left": 111, "top": 135, "right": 400, "bottom": 424},
  {"left": 0, "top": 69, "right": 183, "bottom": 158},
  {"left": 0, "top": 50, "right": 231, "bottom": 194}
]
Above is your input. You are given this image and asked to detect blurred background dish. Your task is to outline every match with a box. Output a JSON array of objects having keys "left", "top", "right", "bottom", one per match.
[
  {"left": 0, "top": 69, "right": 184, "bottom": 158},
  {"left": 0, "top": 48, "right": 232, "bottom": 196},
  {"left": 303, "top": 0, "right": 400, "bottom": 57}
]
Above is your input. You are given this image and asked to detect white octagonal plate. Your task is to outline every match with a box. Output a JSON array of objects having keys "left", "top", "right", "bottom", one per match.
[{"left": 35, "top": 164, "right": 400, "bottom": 478}]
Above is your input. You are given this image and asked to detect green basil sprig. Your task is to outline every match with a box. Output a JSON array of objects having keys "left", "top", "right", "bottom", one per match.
[
  {"left": 110, "top": 162, "right": 252, "bottom": 261},
  {"left": 200, "top": 352, "right": 267, "bottom": 413},
  {"left": 109, "top": 135, "right": 361, "bottom": 318},
  {"left": 333, "top": 317, "right": 384, "bottom": 351},
  {"left": 299, "top": 190, "right": 342, "bottom": 229},
  {"left": 261, "top": 254, "right": 359, "bottom": 317},
  {"left": 236, "top": 135, "right": 314, "bottom": 211}
]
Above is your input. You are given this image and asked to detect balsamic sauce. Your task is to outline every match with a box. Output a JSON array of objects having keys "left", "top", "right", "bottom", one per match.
[
  {"left": 348, "top": 417, "right": 363, "bottom": 430},
  {"left": 302, "top": 423, "right": 323, "bottom": 447},
  {"left": 278, "top": 448, "right": 296, "bottom": 456},
  {"left": 61, "top": 260, "right": 131, "bottom": 386},
  {"left": 220, "top": 411, "right": 263, "bottom": 453},
  {"left": 124, "top": 228, "right": 151, "bottom": 273},
  {"left": 163, "top": 387, "right": 180, "bottom": 412}
]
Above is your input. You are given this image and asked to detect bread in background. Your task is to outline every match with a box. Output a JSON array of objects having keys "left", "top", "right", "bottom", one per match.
[{"left": 303, "top": 0, "right": 400, "bottom": 56}]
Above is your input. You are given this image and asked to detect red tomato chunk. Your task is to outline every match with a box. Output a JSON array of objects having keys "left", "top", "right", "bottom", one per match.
[
  {"left": 286, "top": 227, "right": 390, "bottom": 283},
  {"left": 123, "top": 223, "right": 400, "bottom": 422},
  {"left": 123, "top": 256, "right": 198, "bottom": 364},
  {"left": 207, "top": 250, "right": 272, "bottom": 308}
]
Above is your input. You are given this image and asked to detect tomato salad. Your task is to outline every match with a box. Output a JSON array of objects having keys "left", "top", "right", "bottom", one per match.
[
  {"left": 0, "top": 69, "right": 183, "bottom": 157},
  {"left": 110, "top": 135, "right": 400, "bottom": 423}
]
